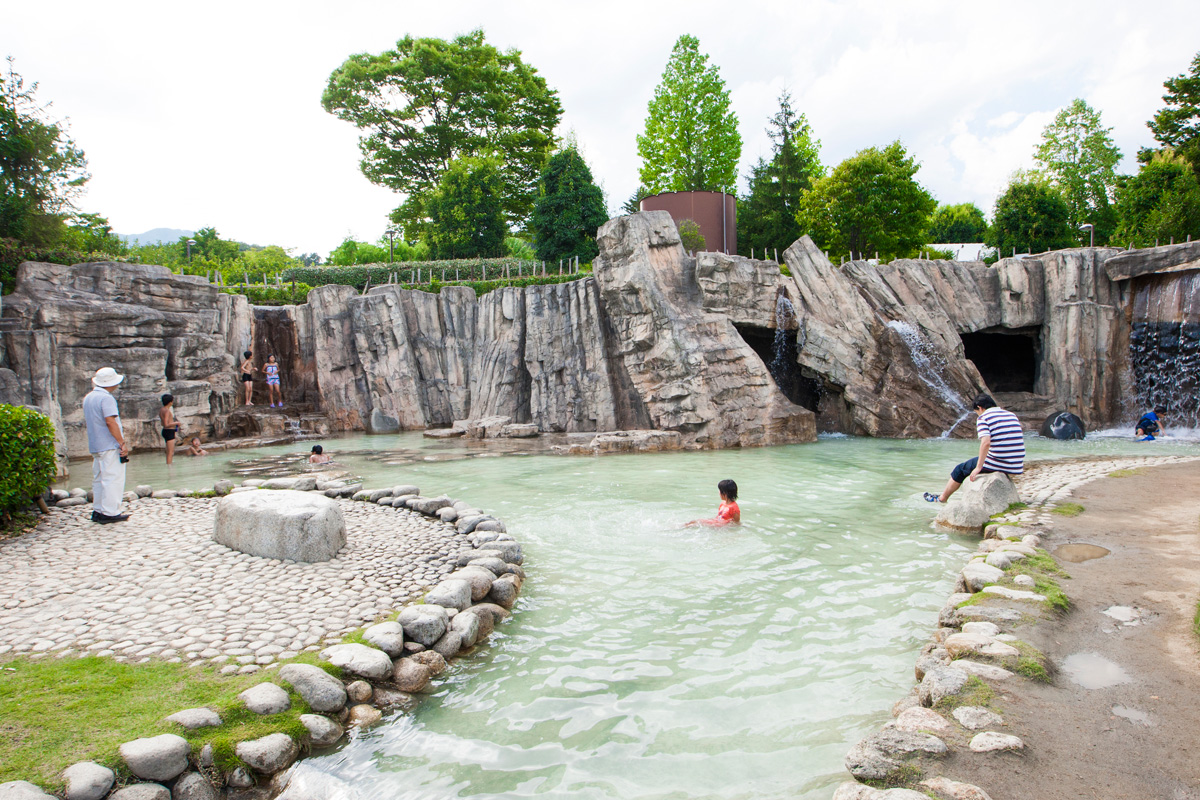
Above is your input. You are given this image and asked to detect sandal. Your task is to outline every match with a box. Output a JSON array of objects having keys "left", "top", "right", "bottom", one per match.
[{"left": 923, "top": 492, "right": 941, "bottom": 503}]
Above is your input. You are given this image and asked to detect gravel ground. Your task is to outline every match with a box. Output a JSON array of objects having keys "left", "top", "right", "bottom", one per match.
[{"left": 0, "top": 497, "right": 475, "bottom": 674}]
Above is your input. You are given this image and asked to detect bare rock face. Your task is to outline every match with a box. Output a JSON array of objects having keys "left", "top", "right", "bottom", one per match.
[
  {"left": 1104, "top": 240, "right": 1200, "bottom": 281},
  {"left": 592, "top": 212, "right": 816, "bottom": 448}
]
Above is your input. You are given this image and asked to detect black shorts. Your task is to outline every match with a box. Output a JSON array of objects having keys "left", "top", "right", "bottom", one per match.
[
  {"left": 162, "top": 428, "right": 177, "bottom": 442},
  {"left": 241, "top": 373, "right": 253, "bottom": 383},
  {"left": 951, "top": 457, "right": 995, "bottom": 483}
]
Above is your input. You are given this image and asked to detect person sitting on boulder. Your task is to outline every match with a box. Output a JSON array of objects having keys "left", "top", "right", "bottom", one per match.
[
  {"left": 187, "top": 437, "right": 209, "bottom": 456},
  {"left": 926, "top": 395, "right": 1025, "bottom": 503},
  {"left": 309, "top": 444, "right": 332, "bottom": 464},
  {"left": 1136, "top": 406, "right": 1167, "bottom": 441},
  {"left": 684, "top": 479, "right": 741, "bottom": 527}
]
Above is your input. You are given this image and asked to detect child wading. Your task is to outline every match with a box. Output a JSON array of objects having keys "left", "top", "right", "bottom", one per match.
[
  {"left": 1136, "top": 406, "right": 1167, "bottom": 441},
  {"left": 684, "top": 479, "right": 741, "bottom": 527},
  {"left": 159, "top": 393, "right": 182, "bottom": 464}
]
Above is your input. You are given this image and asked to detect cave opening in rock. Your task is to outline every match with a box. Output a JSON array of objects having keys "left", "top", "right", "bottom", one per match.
[
  {"left": 733, "top": 324, "right": 823, "bottom": 411},
  {"left": 961, "top": 327, "right": 1040, "bottom": 393}
]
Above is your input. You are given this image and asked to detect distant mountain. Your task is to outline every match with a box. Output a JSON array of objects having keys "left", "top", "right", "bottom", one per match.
[{"left": 119, "top": 228, "right": 194, "bottom": 246}]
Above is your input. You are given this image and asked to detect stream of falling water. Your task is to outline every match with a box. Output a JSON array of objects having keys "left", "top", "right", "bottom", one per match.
[
  {"left": 1130, "top": 271, "right": 1200, "bottom": 427},
  {"left": 883, "top": 320, "right": 969, "bottom": 437}
]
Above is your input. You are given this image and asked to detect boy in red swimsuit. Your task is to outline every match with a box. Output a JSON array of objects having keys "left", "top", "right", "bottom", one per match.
[{"left": 684, "top": 479, "right": 741, "bottom": 527}]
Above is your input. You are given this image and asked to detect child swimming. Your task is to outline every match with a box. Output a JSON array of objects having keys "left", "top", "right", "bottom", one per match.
[{"left": 684, "top": 479, "right": 741, "bottom": 527}]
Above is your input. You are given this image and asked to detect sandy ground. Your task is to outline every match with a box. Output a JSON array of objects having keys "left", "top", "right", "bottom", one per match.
[{"left": 945, "top": 461, "right": 1200, "bottom": 800}]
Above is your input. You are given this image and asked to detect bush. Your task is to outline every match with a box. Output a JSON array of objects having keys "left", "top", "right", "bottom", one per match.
[
  {"left": 677, "top": 219, "right": 706, "bottom": 252},
  {"left": 0, "top": 237, "right": 116, "bottom": 294},
  {"left": 219, "top": 283, "right": 313, "bottom": 306},
  {"left": 281, "top": 259, "right": 543, "bottom": 290},
  {"left": 0, "top": 405, "right": 57, "bottom": 519}
]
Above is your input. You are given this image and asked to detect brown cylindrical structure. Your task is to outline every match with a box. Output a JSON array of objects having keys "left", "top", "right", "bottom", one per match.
[{"left": 640, "top": 191, "right": 737, "bottom": 255}]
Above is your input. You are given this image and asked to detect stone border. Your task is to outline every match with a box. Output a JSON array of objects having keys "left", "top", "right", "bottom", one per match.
[
  {"left": 830, "top": 454, "right": 1200, "bottom": 800},
  {"left": 3, "top": 476, "right": 527, "bottom": 800}
]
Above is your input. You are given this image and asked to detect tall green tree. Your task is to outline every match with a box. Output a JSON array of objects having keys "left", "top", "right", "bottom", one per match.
[
  {"left": 0, "top": 57, "right": 89, "bottom": 246},
  {"left": 737, "top": 90, "right": 823, "bottom": 256},
  {"left": 1148, "top": 51, "right": 1200, "bottom": 180},
  {"left": 986, "top": 179, "right": 1075, "bottom": 255},
  {"left": 1113, "top": 149, "right": 1200, "bottom": 247},
  {"left": 181, "top": 227, "right": 240, "bottom": 262},
  {"left": 424, "top": 157, "right": 506, "bottom": 259},
  {"left": 795, "top": 141, "right": 935, "bottom": 259},
  {"left": 637, "top": 34, "right": 741, "bottom": 194},
  {"left": 530, "top": 146, "right": 608, "bottom": 264},
  {"left": 1033, "top": 98, "right": 1121, "bottom": 243},
  {"left": 926, "top": 203, "right": 987, "bottom": 243},
  {"left": 322, "top": 31, "right": 561, "bottom": 236}
]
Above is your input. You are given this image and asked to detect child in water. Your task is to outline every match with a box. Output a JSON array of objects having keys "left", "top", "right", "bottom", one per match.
[
  {"left": 309, "top": 444, "right": 332, "bottom": 464},
  {"left": 684, "top": 479, "right": 741, "bottom": 527},
  {"left": 187, "top": 437, "right": 209, "bottom": 456}
]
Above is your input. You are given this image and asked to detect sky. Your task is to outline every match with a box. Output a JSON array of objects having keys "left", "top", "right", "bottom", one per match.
[{"left": 7, "top": 0, "right": 1199, "bottom": 256}]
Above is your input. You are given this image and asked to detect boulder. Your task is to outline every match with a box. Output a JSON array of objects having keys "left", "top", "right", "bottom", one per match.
[
  {"left": 345, "top": 680, "right": 372, "bottom": 703},
  {"left": 238, "top": 682, "right": 290, "bottom": 714},
  {"left": 936, "top": 473, "right": 1020, "bottom": 531},
  {"left": 431, "top": 629, "right": 464, "bottom": 659},
  {"left": 165, "top": 707, "right": 222, "bottom": 729},
  {"left": 319, "top": 643, "right": 393, "bottom": 681},
  {"left": 392, "top": 658, "right": 433, "bottom": 693},
  {"left": 919, "top": 665, "right": 970, "bottom": 707},
  {"left": 844, "top": 728, "right": 948, "bottom": 781},
  {"left": 409, "top": 650, "right": 447, "bottom": 675},
  {"left": 960, "top": 561, "right": 1005, "bottom": 592},
  {"left": 110, "top": 786, "right": 170, "bottom": 800},
  {"left": 362, "top": 621, "right": 405, "bottom": 658},
  {"left": 279, "top": 663, "right": 347, "bottom": 712},
  {"left": 119, "top": 734, "right": 190, "bottom": 781},
  {"left": 1041, "top": 410, "right": 1085, "bottom": 440},
  {"left": 62, "top": 762, "right": 115, "bottom": 800},
  {"left": 213, "top": 490, "right": 345, "bottom": 562},
  {"left": 346, "top": 703, "right": 382, "bottom": 728},
  {"left": 953, "top": 706, "right": 1004, "bottom": 730},
  {"left": 437, "top": 506, "right": 459, "bottom": 523},
  {"left": 275, "top": 767, "right": 360, "bottom": 800},
  {"left": 832, "top": 783, "right": 885, "bottom": 800},
  {"left": 981, "top": 585, "right": 1045, "bottom": 602},
  {"left": 920, "top": 776, "right": 995, "bottom": 800},
  {"left": 451, "top": 609, "right": 481, "bottom": 648},
  {"left": 299, "top": 714, "right": 343, "bottom": 747},
  {"left": 410, "top": 496, "right": 453, "bottom": 515},
  {"left": 371, "top": 687, "right": 414, "bottom": 711},
  {"left": 235, "top": 733, "right": 299, "bottom": 774},
  {"left": 171, "top": 773, "right": 218, "bottom": 800},
  {"left": 425, "top": 579, "right": 472, "bottom": 612},
  {"left": 951, "top": 660, "right": 1015, "bottom": 682},
  {"left": 969, "top": 731, "right": 1024, "bottom": 753},
  {"left": 893, "top": 706, "right": 952, "bottom": 735},
  {"left": 397, "top": 604, "right": 449, "bottom": 647},
  {"left": 0, "top": 783, "right": 55, "bottom": 800}
]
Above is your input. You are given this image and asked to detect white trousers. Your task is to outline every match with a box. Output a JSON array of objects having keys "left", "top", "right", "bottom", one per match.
[{"left": 91, "top": 449, "right": 126, "bottom": 517}]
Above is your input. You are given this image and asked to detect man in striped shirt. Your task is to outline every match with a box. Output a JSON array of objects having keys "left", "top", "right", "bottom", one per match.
[{"left": 926, "top": 394, "right": 1025, "bottom": 503}]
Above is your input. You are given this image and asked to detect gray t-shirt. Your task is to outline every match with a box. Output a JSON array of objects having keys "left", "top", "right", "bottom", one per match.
[{"left": 83, "top": 387, "right": 122, "bottom": 453}]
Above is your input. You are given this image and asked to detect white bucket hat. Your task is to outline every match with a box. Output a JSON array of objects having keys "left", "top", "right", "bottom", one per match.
[{"left": 92, "top": 367, "right": 125, "bottom": 387}]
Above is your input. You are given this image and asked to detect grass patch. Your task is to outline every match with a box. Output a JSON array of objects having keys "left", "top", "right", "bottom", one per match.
[
  {"left": 1193, "top": 600, "right": 1200, "bottom": 642},
  {"left": 1050, "top": 502, "right": 1085, "bottom": 517},
  {"left": 1010, "top": 640, "right": 1053, "bottom": 683},
  {"left": 1003, "top": 548, "right": 1070, "bottom": 612},
  {"left": 862, "top": 762, "right": 924, "bottom": 789},
  {"left": 0, "top": 655, "right": 314, "bottom": 787},
  {"left": 935, "top": 675, "right": 997, "bottom": 710},
  {"left": 1108, "top": 468, "right": 1144, "bottom": 478},
  {"left": 1018, "top": 550, "right": 1068, "bottom": 577}
]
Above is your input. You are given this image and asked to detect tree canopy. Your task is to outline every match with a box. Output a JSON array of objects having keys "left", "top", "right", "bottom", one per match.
[
  {"left": 0, "top": 57, "right": 89, "bottom": 246},
  {"left": 530, "top": 146, "right": 608, "bottom": 264},
  {"left": 637, "top": 34, "right": 741, "bottom": 195},
  {"left": 926, "top": 203, "right": 987, "bottom": 243},
  {"left": 424, "top": 156, "right": 507, "bottom": 259},
  {"left": 1113, "top": 149, "right": 1200, "bottom": 247},
  {"left": 1033, "top": 98, "right": 1121, "bottom": 243},
  {"left": 737, "top": 91, "right": 823, "bottom": 256},
  {"left": 322, "top": 31, "right": 561, "bottom": 236},
  {"left": 1148, "top": 51, "right": 1200, "bottom": 179},
  {"left": 795, "top": 141, "right": 935, "bottom": 259},
  {"left": 986, "top": 179, "right": 1075, "bottom": 255}
]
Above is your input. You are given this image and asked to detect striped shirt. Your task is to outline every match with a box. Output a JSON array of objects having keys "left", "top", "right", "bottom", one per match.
[{"left": 978, "top": 407, "right": 1025, "bottom": 474}]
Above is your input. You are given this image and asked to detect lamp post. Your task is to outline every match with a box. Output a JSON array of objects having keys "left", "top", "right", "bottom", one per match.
[
  {"left": 1079, "top": 223, "right": 1094, "bottom": 248},
  {"left": 384, "top": 229, "right": 399, "bottom": 264},
  {"left": 186, "top": 238, "right": 197, "bottom": 264}
]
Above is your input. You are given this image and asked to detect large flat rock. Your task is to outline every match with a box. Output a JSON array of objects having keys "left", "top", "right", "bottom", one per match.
[{"left": 213, "top": 490, "right": 346, "bottom": 562}]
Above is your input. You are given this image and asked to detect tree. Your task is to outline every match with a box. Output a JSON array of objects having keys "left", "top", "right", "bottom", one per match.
[
  {"left": 0, "top": 57, "right": 89, "bottom": 246},
  {"left": 1148, "top": 51, "right": 1200, "bottom": 179},
  {"left": 530, "top": 146, "right": 608, "bottom": 263},
  {"left": 1033, "top": 98, "right": 1121, "bottom": 243},
  {"left": 322, "top": 31, "right": 561, "bottom": 236},
  {"left": 424, "top": 157, "right": 507, "bottom": 259},
  {"left": 737, "top": 91, "right": 823, "bottom": 256},
  {"left": 637, "top": 34, "right": 741, "bottom": 194},
  {"left": 59, "top": 212, "right": 126, "bottom": 256},
  {"left": 986, "top": 179, "right": 1075, "bottom": 255},
  {"left": 1113, "top": 149, "right": 1200, "bottom": 247},
  {"left": 795, "top": 141, "right": 936, "bottom": 259},
  {"left": 181, "top": 227, "right": 240, "bottom": 262},
  {"left": 926, "top": 203, "right": 987, "bottom": 243},
  {"left": 677, "top": 219, "right": 706, "bottom": 252},
  {"left": 622, "top": 185, "right": 650, "bottom": 215}
]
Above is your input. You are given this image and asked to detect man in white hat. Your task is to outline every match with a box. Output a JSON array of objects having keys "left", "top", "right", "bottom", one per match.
[{"left": 83, "top": 367, "right": 131, "bottom": 523}]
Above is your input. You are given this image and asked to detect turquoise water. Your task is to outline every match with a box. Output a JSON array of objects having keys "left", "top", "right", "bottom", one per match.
[{"left": 84, "top": 431, "right": 1200, "bottom": 799}]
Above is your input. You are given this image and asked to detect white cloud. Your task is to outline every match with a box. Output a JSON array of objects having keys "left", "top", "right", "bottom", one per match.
[{"left": 5, "top": 0, "right": 1199, "bottom": 254}]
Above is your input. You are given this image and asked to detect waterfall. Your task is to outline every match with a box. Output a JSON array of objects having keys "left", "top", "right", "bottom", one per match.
[
  {"left": 885, "top": 320, "right": 969, "bottom": 436},
  {"left": 1129, "top": 271, "right": 1200, "bottom": 428},
  {"left": 769, "top": 293, "right": 797, "bottom": 384}
]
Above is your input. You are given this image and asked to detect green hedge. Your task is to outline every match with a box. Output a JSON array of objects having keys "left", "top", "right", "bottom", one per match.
[
  {"left": 396, "top": 273, "right": 591, "bottom": 297},
  {"left": 0, "top": 405, "right": 57, "bottom": 518},
  {"left": 219, "top": 283, "right": 313, "bottom": 306},
  {"left": 0, "top": 238, "right": 120, "bottom": 294},
  {"left": 280, "top": 258, "right": 578, "bottom": 290}
]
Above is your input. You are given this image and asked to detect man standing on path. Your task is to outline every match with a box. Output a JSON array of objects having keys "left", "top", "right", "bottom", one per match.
[
  {"left": 926, "top": 394, "right": 1025, "bottom": 503},
  {"left": 83, "top": 367, "right": 131, "bottom": 523}
]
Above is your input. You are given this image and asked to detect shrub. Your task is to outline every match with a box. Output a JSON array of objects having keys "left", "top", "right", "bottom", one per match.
[
  {"left": 677, "top": 219, "right": 706, "bottom": 252},
  {"left": 219, "top": 283, "right": 313, "bottom": 306},
  {"left": 281, "top": 259, "right": 543, "bottom": 290},
  {"left": 0, "top": 237, "right": 118, "bottom": 294},
  {"left": 0, "top": 405, "right": 57, "bottom": 520}
]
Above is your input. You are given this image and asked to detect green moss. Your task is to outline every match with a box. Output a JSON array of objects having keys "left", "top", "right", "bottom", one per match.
[
  {"left": 1108, "top": 468, "right": 1144, "bottom": 478},
  {"left": 1050, "top": 502, "right": 1084, "bottom": 516},
  {"left": 1016, "top": 657, "right": 1050, "bottom": 682},
  {"left": 862, "top": 762, "right": 924, "bottom": 789},
  {"left": 936, "top": 675, "right": 997, "bottom": 710},
  {"left": 1017, "top": 550, "right": 1068, "bottom": 577}
]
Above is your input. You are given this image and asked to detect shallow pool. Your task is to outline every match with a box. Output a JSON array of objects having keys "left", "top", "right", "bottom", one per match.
[{"left": 74, "top": 431, "right": 1200, "bottom": 799}]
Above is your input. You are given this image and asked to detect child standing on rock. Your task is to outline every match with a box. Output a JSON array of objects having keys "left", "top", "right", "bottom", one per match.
[
  {"left": 240, "top": 350, "right": 257, "bottom": 406},
  {"left": 684, "top": 479, "right": 741, "bottom": 527},
  {"left": 264, "top": 354, "right": 283, "bottom": 408}
]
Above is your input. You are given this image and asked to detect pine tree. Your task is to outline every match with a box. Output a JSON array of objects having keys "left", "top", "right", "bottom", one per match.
[{"left": 531, "top": 146, "right": 609, "bottom": 263}]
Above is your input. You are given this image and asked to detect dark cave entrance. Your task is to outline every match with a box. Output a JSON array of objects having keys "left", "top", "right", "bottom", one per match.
[
  {"left": 961, "top": 327, "right": 1040, "bottom": 394},
  {"left": 734, "top": 323, "right": 824, "bottom": 411}
]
